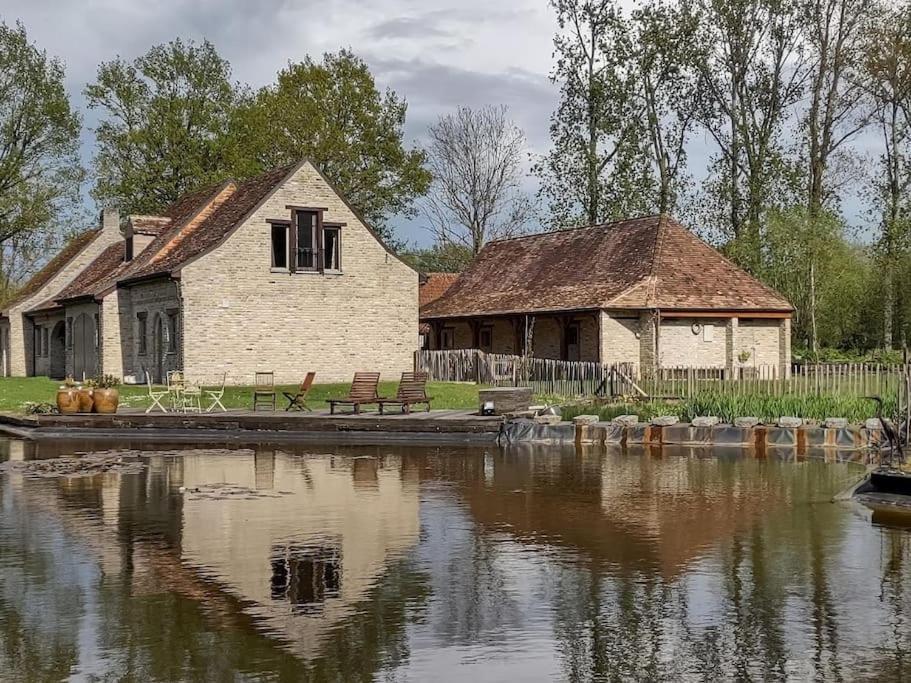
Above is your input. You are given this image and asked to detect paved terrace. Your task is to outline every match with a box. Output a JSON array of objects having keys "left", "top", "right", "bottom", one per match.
[{"left": 0, "top": 408, "right": 505, "bottom": 444}]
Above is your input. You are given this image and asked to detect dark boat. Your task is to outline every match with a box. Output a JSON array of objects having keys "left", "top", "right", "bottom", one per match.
[{"left": 869, "top": 468, "right": 911, "bottom": 496}]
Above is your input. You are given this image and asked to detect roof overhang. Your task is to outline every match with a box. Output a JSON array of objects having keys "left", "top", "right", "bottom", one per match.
[
  {"left": 421, "top": 305, "right": 793, "bottom": 322},
  {"left": 658, "top": 308, "right": 792, "bottom": 319},
  {"left": 421, "top": 307, "right": 602, "bottom": 321},
  {"left": 116, "top": 271, "right": 176, "bottom": 288}
]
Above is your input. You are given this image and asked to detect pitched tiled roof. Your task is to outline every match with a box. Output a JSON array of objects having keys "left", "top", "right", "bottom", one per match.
[
  {"left": 53, "top": 243, "right": 132, "bottom": 303},
  {"left": 421, "top": 215, "right": 792, "bottom": 318},
  {"left": 419, "top": 272, "right": 460, "bottom": 310},
  {"left": 1, "top": 229, "right": 100, "bottom": 313},
  {"left": 123, "top": 164, "right": 296, "bottom": 282}
]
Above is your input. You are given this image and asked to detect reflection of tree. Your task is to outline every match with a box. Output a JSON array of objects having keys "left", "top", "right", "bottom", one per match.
[{"left": 873, "top": 529, "right": 911, "bottom": 681}]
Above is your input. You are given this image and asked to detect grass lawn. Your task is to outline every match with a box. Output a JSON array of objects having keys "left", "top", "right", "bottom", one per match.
[{"left": 0, "top": 376, "right": 488, "bottom": 415}]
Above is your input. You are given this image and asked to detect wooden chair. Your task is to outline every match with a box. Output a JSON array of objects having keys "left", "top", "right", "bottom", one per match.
[
  {"left": 145, "top": 371, "right": 169, "bottom": 414},
  {"left": 252, "top": 371, "right": 276, "bottom": 411},
  {"left": 283, "top": 372, "right": 315, "bottom": 411},
  {"left": 378, "top": 372, "right": 432, "bottom": 414},
  {"left": 327, "top": 372, "right": 382, "bottom": 414}
]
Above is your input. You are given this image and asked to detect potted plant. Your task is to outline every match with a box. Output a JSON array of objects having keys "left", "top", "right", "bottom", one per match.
[
  {"left": 56, "top": 376, "right": 79, "bottom": 415},
  {"left": 77, "top": 379, "right": 95, "bottom": 413},
  {"left": 92, "top": 374, "right": 121, "bottom": 414}
]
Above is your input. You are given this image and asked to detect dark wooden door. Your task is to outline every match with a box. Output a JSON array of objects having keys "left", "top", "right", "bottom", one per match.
[{"left": 72, "top": 313, "right": 97, "bottom": 380}]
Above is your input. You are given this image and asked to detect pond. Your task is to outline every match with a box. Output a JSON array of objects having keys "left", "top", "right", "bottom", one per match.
[{"left": 0, "top": 438, "right": 909, "bottom": 681}]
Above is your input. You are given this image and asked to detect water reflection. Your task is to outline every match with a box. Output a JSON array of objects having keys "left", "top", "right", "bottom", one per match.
[{"left": 0, "top": 438, "right": 909, "bottom": 680}]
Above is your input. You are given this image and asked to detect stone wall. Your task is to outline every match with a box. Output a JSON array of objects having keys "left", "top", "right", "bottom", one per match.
[
  {"left": 659, "top": 318, "right": 728, "bottom": 368},
  {"left": 180, "top": 163, "right": 418, "bottom": 385},
  {"left": 600, "top": 312, "right": 640, "bottom": 368},
  {"left": 3, "top": 210, "right": 122, "bottom": 377},
  {"left": 734, "top": 318, "right": 782, "bottom": 369},
  {"left": 118, "top": 280, "right": 182, "bottom": 383},
  {"left": 0, "top": 320, "right": 9, "bottom": 376}
]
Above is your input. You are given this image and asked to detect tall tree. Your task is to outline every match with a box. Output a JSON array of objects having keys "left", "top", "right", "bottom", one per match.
[
  {"left": 85, "top": 38, "right": 239, "bottom": 215},
  {"left": 686, "top": 0, "right": 810, "bottom": 271},
  {"left": 424, "top": 106, "right": 534, "bottom": 255},
  {"left": 803, "top": 0, "right": 874, "bottom": 217},
  {"left": 535, "top": 0, "right": 655, "bottom": 228},
  {"left": 229, "top": 50, "right": 430, "bottom": 241},
  {"left": 862, "top": 1, "right": 911, "bottom": 348},
  {"left": 631, "top": 0, "right": 703, "bottom": 214},
  {"left": 0, "top": 21, "right": 81, "bottom": 264}
]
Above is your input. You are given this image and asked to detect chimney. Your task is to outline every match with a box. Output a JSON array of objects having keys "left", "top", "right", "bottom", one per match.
[{"left": 101, "top": 207, "right": 120, "bottom": 234}]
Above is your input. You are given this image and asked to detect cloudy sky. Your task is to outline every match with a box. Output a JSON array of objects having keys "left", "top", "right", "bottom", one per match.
[
  {"left": 3, "top": 0, "right": 568, "bottom": 245},
  {"left": 3, "top": 0, "right": 879, "bottom": 245}
]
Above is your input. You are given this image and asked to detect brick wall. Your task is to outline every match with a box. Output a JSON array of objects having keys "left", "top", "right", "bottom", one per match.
[
  {"left": 659, "top": 318, "right": 728, "bottom": 368},
  {"left": 4, "top": 215, "right": 121, "bottom": 376},
  {"left": 600, "top": 312, "right": 640, "bottom": 367},
  {"left": 179, "top": 163, "right": 418, "bottom": 385},
  {"left": 119, "top": 280, "right": 182, "bottom": 382},
  {"left": 734, "top": 319, "right": 781, "bottom": 368}
]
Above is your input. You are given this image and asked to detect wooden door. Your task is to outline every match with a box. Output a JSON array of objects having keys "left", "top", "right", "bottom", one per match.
[{"left": 72, "top": 313, "right": 97, "bottom": 380}]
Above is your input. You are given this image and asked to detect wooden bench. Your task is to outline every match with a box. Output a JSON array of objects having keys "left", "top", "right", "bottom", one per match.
[
  {"left": 378, "top": 372, "right": 432, "bottom": 414},
  {"left": 327, "top": 372, "right": 382, "bottom": 414}
]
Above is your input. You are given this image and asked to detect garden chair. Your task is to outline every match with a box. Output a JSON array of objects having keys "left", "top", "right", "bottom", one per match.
[
  {"left": 205, "top": 373, "right": 228, "bottom": 413},
  {"left": 166, "top": 370, "right": 185, "bottom": 411},
  {"left": 283, "top": 372, "right": 315, "bottom": 411},
  {"left": 378, "top": 372, "right": 432, "bottom": 414},
  {"left": 145, "top": 371, "right": 169, "bottom": 414},
  {"left": 327, "top": 372, "right": 382, "bottom": 414},
  {"left": 181, "top": 381, "right": 202, "bottom": 413},
  {"left": 252, "top": 371, "right": 276, "bottom": 411}
]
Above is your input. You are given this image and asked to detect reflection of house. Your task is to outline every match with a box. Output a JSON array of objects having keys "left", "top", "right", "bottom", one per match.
[
  {"left": 420, "top": 215, "right": 793, "bottom": 375},
  {"left": 178, "top": 452, "right": 420, "bottom": 660},
  {"left": 0, "top": 160, "right": 418, "bottom": 383}
]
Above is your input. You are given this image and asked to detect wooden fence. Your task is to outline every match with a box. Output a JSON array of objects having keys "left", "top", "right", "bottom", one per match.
[{"left": 416, "top": 350, "right": 911, "bottom": 400}]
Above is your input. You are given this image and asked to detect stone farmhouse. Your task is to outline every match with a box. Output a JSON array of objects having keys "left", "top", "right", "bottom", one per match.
[
  {"left": 420, "top": 215, "right": 793, "bottom": 377},
  {"left": 0, "top": 160, "right": 418, "bottom": 384}
]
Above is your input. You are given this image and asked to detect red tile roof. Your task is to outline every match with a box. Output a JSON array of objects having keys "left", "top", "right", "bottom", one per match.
[
  {"left": 2, "top": 229, "right": 101, "bottom": 313},
  {"left": 53, "top": 243, "right": 133, "bottom": 303},
  {"left": 419, "top": 273, "right": 460, "bottom": 310},
  {"left": 421, "top": 215, "right": 792, "bottom": 318}
]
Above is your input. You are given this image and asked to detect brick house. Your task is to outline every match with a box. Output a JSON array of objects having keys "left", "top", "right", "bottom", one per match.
[
  {"left": 0, "top": 160, "right": 418, "bottom": 384},
  {"left": 420, "top": 215, "right": 793, "bottom": 377}
]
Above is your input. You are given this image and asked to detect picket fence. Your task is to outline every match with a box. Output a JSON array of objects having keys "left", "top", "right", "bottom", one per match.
[{"left": 416, "top": 349, "right": 911, "bottom": 399}]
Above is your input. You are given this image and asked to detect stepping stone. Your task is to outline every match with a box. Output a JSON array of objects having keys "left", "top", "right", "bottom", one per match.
[
  {"left": 572, "top": 414, "right": 600, "bottom": 426},
  {"left": 777, "top": 416, "right": 802, "bottom": 428},
  {"left": 651, "top": 415, "right": 678, "bottom": 427},
  {"left": 824, "top": 417, "right": 848, "bottom": 429},
  {"left": 612, "top": 414, "right": 639, "bottom": 426},
  {"left": 692, "top": 416, "right": 720, "bottom": 427},
  {"left": 865, "top": 418, "right": 883, "bottom": 431},
  {"left": 734, "top": 417, "right": 760, "bottom": 428}
]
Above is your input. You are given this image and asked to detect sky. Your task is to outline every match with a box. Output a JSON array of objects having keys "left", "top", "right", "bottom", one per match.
[{"left": 3, "top": 0, "right": 879, "bottom": 246}]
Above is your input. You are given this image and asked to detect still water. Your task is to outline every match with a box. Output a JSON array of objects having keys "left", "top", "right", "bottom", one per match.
[{"left": 0, "top": 438, "right": 909, "bottom": 682}]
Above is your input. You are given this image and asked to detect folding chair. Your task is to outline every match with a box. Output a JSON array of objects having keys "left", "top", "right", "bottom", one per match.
[
  {"left": 283, "top": 372, "right": 315, "bottom": 411},
  {"left": 205, "top": 373, "right": 228, "bottom": 413},
  {"left": 145, "top": 371, "right": 169, "bottom": 414}
]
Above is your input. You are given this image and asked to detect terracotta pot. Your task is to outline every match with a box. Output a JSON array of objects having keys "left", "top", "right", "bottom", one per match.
[
  {"left": 92, "top": 388, "right": 119, "bottom": 414},
  {"left": 56, "top": 388, "right": 80, "bottom": 415},
  {"left": 76, "top": 388, "right": 94, "bottom": 413}
]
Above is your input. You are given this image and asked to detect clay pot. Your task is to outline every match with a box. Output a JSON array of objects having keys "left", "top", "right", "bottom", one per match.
[
  {"left": 76, "top": 388, "right": 94, "bottom": 413},
  {"left": 56, "top": 388, "right": 80, "bottom": 415},
  {"left": 92, "top": 388, "right": 119, "bottom": 414}
]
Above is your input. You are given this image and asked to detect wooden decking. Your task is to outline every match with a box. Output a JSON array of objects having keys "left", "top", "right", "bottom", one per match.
[{"left": 0, "top": 408, "right": 505, "bottom": 444}]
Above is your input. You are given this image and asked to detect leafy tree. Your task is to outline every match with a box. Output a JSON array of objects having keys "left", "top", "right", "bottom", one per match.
[
  {"left": 631, "top": 0, "right": 703, "bottom": 214},
  {"left": 85, "top": 38, "right": 240, "bottom": 215},
  {"left": 0, "top": 21, "right": 81, "bottom": 266},
  {"left": 535, "top": 0, "right": 656, "bottom": 228},
  {"left": 229, "top": 50, "right": 430, "bottom": 242},
  {"left": 401, "top": 241, "right": 473, "bottom": 273},
  {"left": 424, "top": 105, "right": 534, "bottom": 255},
  {"left": 861, "top": 0, "right": 911, "bottom": 348},
  {"left": 762, "top": 207, "right": 872, "bottom": 351},
  {"left": 685, "top": 0, "right": 809, "bottom": 272}
]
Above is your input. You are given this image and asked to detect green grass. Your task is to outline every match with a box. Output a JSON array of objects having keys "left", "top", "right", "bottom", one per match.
[
  {"left": 0, "top": 377, "right": 488, "bottom": 414},
  {"left": 562, "top": 391, "right": 898, "bottom": 424}
]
